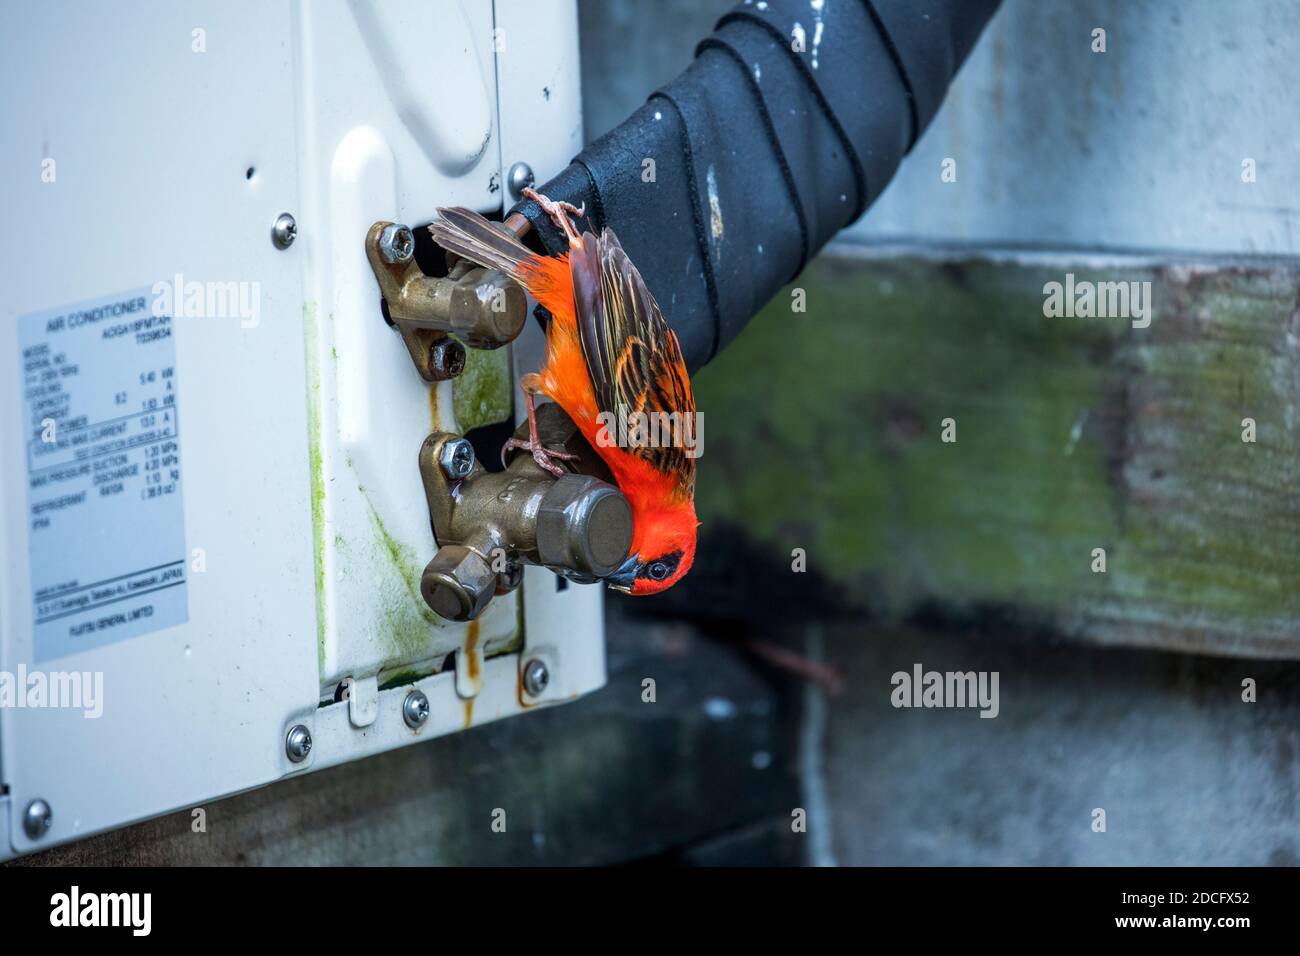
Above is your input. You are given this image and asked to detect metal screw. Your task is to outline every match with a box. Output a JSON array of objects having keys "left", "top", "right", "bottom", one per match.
[
  {"left": 522, "top": 658, "right": 550, "bottom": 697},
  {"left": 439, "top": 438, "right": 475, "bottom": 480},
  {"left": 379, "top": 223, "right": 414, "bottom": 263},
  {"left": 285, "top": 724, "right": 312, "bottom": 762},
  {"left": 403, "top": 689, "right": 430, "bottom": 729},
  {"left": 429, "top": 337, "right": 466, "bottom": 380},
  {"left": 22, "top": 799, "right": 51, "bottom": 840},
  {"left": 507, "top": 162, "right": 535, "bottom": 201},
  {"left": 271, "top": 212, "right": 297, "bottom": 249}
]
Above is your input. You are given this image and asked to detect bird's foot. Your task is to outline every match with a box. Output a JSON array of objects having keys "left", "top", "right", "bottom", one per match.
[
  {"left": 522, "top": 187, "right": 584, "bottom": 248},
  {"left": 501, "top": 437, "right": 579, "bottom": 478}
]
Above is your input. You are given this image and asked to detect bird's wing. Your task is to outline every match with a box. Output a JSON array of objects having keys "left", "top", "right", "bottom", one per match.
[
  {"left": 428, "top": 207, "right": 535, "bottom": 280},
  {"left": 569, "top": 227, "right": 696, "bottom": 498}
]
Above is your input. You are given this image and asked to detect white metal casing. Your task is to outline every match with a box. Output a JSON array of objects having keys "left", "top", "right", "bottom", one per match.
[{"left": 0, "top": 0, "right": 596, "bottom": 860}]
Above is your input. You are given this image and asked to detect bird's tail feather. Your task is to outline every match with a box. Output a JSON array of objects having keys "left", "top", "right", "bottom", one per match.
[{"left": 428, "top": 207, "right": 535, "bottom": 280}]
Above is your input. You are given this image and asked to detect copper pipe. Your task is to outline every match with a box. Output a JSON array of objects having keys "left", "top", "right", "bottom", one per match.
[{"left": 504, "top": 211, "right": 530, "bottom": 239}]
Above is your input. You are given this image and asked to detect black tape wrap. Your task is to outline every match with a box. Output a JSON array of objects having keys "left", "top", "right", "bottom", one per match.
[{"left": 511, "top": 0, "right": 1001, "bottom": 372}]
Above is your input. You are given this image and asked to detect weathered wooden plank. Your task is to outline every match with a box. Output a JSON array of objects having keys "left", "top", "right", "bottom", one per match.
[{"left": 688, "top": 249, "right": 1300, "bottom": 658}]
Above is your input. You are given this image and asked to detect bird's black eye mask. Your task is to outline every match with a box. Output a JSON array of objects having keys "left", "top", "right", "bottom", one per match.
[{"left": 642, "top": 550, "right": 684, "bottom": 581}]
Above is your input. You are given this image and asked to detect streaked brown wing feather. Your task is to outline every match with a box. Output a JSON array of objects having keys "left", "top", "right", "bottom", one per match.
[
  {"left": 428, "top": 207, "right": 534, "bottom": 279},
  {"left": 570, "top": 227, "right": 696, "bottom": 496}
]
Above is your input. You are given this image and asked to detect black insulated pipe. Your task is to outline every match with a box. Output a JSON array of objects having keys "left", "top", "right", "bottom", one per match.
[{"left": 511, "top": 0, "right": 1002, "bottom": 373}]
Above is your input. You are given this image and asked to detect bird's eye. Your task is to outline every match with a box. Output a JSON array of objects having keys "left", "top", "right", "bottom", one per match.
[{"left": 647, "top": 561, "right": 670, "bottom": 581}]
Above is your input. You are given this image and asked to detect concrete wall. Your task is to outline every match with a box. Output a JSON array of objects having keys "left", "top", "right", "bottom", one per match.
[
  {"left": 581, "top": 0, "right": 1300, "bottom": 256},
  {"left": 852, "top": 0, "right": 1300, "bottom": 256},
  {"left": 820, "top": 623, "right": 1300, "bottom": 866}
]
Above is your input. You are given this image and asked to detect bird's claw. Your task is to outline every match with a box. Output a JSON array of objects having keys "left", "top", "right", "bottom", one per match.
[
  {"left": 521, "top": 187, "right": 585, "bottom": 246},
  {"left": 501, "top": 437, "right": 579, "bottom": 478}
]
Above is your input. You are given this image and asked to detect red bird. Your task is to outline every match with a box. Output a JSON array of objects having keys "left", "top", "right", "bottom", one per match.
[{"left": 428, "top": 190, "right": 698, "bottom": 595}]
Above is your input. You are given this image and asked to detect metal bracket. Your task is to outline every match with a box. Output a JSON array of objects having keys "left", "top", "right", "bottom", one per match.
[
  {"left": 345, "top": 675, "right": 380, "bottom": 729},
  {"left": 418, "top": 404, "right": 633, "bottom": 622},
  {"left": 365, "top": 220, "right": 528, "bottom": 381}
]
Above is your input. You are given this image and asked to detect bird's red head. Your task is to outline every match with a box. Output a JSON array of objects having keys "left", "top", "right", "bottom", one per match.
[{"left": 607, "top": 498, "right": 698, "bottom": 596}]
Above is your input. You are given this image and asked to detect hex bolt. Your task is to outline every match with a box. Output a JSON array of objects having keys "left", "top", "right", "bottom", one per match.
[
  {"left": 378, "top": 222, "right": 414, "bottom": 264},
  {"left": 522, "top": 658, "right": 550, "bottom": 697},
  {"left": 421, "top": 545, "right": 496, "bottom": 622},
  {"left": 285, "top": 724, "right": 313, "bottom": 763},
  {"left": 439, "top": 438, "right": 475, "bottom": 480},
  {"left": 22, "top": 799, "right": 52, "bottom": 840},
  {"left": 403, "top": 689, "right": 430, "bottom": 729},
  {"left": 271, "top": 212, "right": 297, "bottom": 250},
  {"left": 507, "top": 161, "right": 535, "bottom": 201},
  {"left": 429, "top": 337, "right": 467, "bottom": 380}
]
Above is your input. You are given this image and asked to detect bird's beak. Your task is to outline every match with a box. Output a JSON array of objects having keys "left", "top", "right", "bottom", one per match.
[{"left": 606, "top": 555, "right": 637, "bottom": 593}]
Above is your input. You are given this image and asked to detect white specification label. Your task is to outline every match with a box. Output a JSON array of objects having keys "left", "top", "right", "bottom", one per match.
[{"left": 18, "top": 288, "right": 188, "bottom": 662}]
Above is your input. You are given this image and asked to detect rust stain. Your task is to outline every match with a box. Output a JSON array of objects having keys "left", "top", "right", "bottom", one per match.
[
  {"left": 515, "top": 662, "right": 537, "bottom": 710},
  {"left": 465, "top": 619, "right": 481, "bottom": 682},
  {"left": 429, "top": 383, "right": 439, "bottom": 429},
  {"left": 462, "top": 619, "right": 481, "bottom": 728}
]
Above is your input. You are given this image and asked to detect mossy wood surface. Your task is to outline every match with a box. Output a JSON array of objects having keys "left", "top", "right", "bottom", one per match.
[{"left": 693, "top": 251, "right": 1300, "bottom": 659}]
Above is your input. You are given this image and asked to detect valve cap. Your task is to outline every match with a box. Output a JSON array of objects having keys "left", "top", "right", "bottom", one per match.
[{"left": 536, "top": 476, "right": 633, "bottom": 578}]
